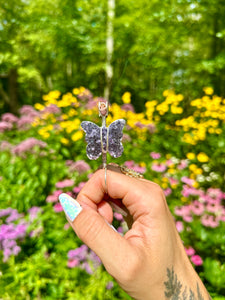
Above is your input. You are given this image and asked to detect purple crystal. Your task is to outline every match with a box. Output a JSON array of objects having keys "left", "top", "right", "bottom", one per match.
[
  {"left": 108, "top": 119, "right": 125, "bottom": 158},
  {"left": 81, "top": 121, "right": 102, "bottom": 160},
  {"left": 81, "top": 119, "right": 125, "bottom": 160}
]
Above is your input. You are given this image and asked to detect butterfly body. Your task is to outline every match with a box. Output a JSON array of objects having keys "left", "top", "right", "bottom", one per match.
[{"left": 81, "top": 119, "right": 125, "bottom": 160}]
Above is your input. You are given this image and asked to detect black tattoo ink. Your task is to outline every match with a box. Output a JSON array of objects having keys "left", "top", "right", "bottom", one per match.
[
  {"left": 164, "top": 268, "right": 182, "bottom": 299},
  {"left": 164, "top": 267, "right": 212, "bottom": 300}
]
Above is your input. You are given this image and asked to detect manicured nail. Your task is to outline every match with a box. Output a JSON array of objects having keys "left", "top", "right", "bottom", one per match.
[{"left": 59, "top": 193, "right": 82, "bottom": 222}]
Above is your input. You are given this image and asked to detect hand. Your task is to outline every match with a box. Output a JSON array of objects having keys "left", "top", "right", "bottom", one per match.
[{"left": 59, "top": 168, "right": 211, "bottom": 300}]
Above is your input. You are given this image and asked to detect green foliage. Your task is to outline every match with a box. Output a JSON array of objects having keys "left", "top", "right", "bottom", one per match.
[
  {"left": 0, "top": 150, "right": 67, "bottom": 211},
  {"left": 1, "top": 0, "right": 225, "bottom": 112},
  {"left": 0, "top": 88, "right": 225, "bottom": 299}
]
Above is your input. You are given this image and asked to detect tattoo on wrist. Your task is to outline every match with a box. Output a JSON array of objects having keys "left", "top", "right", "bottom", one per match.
[{"left": 164, "top": 267, "right": 212, "bottom": 300}]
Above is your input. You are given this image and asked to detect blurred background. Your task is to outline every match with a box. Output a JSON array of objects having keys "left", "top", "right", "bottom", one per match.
[{"left": 1, "top": 0, "right": 225, "bottom": 113}]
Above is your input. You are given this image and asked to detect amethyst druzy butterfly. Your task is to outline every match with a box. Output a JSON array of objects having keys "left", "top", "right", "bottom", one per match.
[{"left": 81, "top": 119, "right": 126, "bottom": 160}]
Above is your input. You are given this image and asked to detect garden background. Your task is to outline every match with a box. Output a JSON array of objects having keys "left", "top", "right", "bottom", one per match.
[{"left": 0, "top": 0, "right": 225, "bottom": 299}]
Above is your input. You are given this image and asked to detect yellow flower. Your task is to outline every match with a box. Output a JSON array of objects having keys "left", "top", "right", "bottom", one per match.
[
  {"left": 197, "top": 152, "right": 209, "bottom": 162},
  {"left": 162, "top": 183, "right": 168, "bottom": 189},
  {"left": 162, "top": 177, "right": 169, "bottom": 182},
  {"left": 176, "top": 94, "right": 184, "bottom": 101},
  {"left": 195, "top": 168, "right": 203, "bottom": 175},
  {"left": 163, "top": 90, "right": 174, "bottom": 97},
  {"left": 190, "top": 174, "right": 196, "bottom": 179},
  {"left": 122, "top": 92, "right": 131, "bottom": 104},
  {"left": 72, "top": 88, "right": 80, "bottom": 95},
  {"left": 140, "top": 162, "right": 146, "bottom": 167},
  {"left": 48, "top": 90, "right": 61, "bottom": 99},
  {"left": 181, "top": 197, "right": 188, "bottom": 203},
  {"left": 189, "top": 164, "right": 197, "bottom": 171},
  {"left": 34, "top": 103, "right": 45, "bottom": 110},
  {"left": 68, "top": 109, "right": 77, "bottom": 117},
  {"left": 203, "top": 87, "right": 214, "bottom": 95},
  {"left": 171, "top": 184, "right": 178, "bottom": 189},
  {"left": 61, "top": 138, "right": 69, "bottom": 145},
  {"left": 168, "top": 168, "right": 176, "bottom": 174},
  {"left": 215, "top": 128, "right": 222, "bottom": 134},
  {"left": 71, "top": 130, "right": 83, "bottom": 142},
  {"left": 62, "top": 114, "right": 69, "bottom": 120},
  {"left": 186, "top": 152, "right": 195, "bottom": 160},
  {"left": 145, "top": 100, "right": 157, "bottom": 108},
  {"left": 192, "top": 181, "right": 199, "bottom": 188}
]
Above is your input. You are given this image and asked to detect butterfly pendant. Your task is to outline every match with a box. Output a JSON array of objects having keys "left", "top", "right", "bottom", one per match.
[{"left": 81, "top": 119, "right": 126, "bottom": 160}]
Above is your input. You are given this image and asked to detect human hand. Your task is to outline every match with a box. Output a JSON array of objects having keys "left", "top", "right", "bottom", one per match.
[{"left": 59, "top": 168, "right": 211, "bottom": 300}]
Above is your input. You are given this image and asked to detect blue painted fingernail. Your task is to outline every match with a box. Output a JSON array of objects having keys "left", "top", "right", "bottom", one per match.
[{"left": 59, "top": 193, "right": 82, "bottom": 222}]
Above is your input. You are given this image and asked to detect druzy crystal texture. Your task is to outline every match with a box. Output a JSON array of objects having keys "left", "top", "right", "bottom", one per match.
[{"left": 81, "top": 119, "right": 125, "bottom": 160}]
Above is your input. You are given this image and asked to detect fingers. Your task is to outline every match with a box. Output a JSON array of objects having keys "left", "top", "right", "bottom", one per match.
[
  {"left": 59, "top": 193, "right": 135, "bottom": 278},
  {"left": 77, "top": 169, "right": 167, "bottom": 221}
]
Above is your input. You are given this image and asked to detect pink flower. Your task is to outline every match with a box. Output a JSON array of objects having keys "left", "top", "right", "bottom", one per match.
[
  {"left": 117, "top": 226, "right": 124, "bottom": 233},
  {"left": 201, "top": 215, "right": 219, "bottom": 228},
  {"left": 121, "top": 103, "right": 135, "bottom": 112},
  {"left": 191, "top": 255, "right": 203, "bottom": 266},
  {"left": 176, "top": 221, "right": 184, "bottom": 232},
  {"left": 46, "top": 190, "right": 63, "bottom": 202},
  {"left": 178, "top": 160, "right": 188, "bottom": 170},
  {"left": 190, "top": 201, "right": 205, "bottom": 216},
  {"left": 19, "top": 105, "right": 38, "bottom": 115},
  {"left": 0, "top": 121, "right": 13, "bottom": 132},
  {"left": 46, "top": 195, "right": 58, "bottom": 203},
  {"left": 185, "top": 247, "right": 195, "bottom": 256},
  {"left": 174, "top": 206, "right": 191, "bottom": 217},
  {"left": 132, "top": 165, "right": 146, "bottom": 174},
  {"left": 207, "top": 188, "right": 223, "bottom": 199},
  {"left": 64, "top": 223, "right": 70, "bottom": 230},
  {"left": 124, "top": 160, "right": 135, "bottom": 168},
  {"left": 166, "top": 159, "right": 173, "bottom": 166},
  {"left": 122, "top": 134, "right": 131, "bottom": 142},
  {"left": 53, "top": 203, "right": 63, "bottom": 213},
  {"left": 181, "top": 176, "right": 194, "bottom": 186},
  {"left": 206, "top": 203, "right": 222, "bottom": 214},
  {"left": 12, "top": 138, "right": 47, "bottom": 155},
  {"left": 114, "top": 213, "right": 124, "bottom": 221},
  {"left": 106, "top": 281, "right": 114, "bottom": 290},
  {"left": 151, "top": 163, "right": 167, "bottom": 172},
  {"left": 42, "top": 104, "right": 61, "bottom": 114},
  {"left": 55, "top": 179, "right": 74, "bottom": 189},
  {"left": 169, "top": 177, "right": 179, "bottom": 185},
  {"left": 1, "top": 113, "right": 18, "bottom": 123},
  {"left": 0, "top": 141, "right": 12, "bottom": 151},
  {"left": 164, "top": 188, "right": 172, "bottom": 196},
  {"left": 135, "top": 122, "right": 145, "bottom": 129},
  {"left": 183, "top": 214, "right": 193, "bottom": 222},
  {"left": 73, "top": 182, "right": 86, "bottom": 194},
  {"left": 67, "top": 258, "right": 79, "bottom": 268},
  {"left": 17, "top": 116, "right": 35, "bottom": 130},
  {"left": 146, "top": 123, "right": 156, "bottom": 133},
  {"left": 150, "top": 152, "right": 161, "bottom": 159},
  {"left": 69, "top": 160, "right": 90, "bottom": 174}
]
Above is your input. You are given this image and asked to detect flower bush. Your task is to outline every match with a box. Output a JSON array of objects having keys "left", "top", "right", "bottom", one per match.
[{"left": 0, "top": 87, "right": 225, "bottom": 299}]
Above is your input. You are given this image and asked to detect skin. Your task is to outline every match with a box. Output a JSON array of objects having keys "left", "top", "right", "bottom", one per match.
[{"left": 68, "top": 168, "right": 210, "bottom": 300}]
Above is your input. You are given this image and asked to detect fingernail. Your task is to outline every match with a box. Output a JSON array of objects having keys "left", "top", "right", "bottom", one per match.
[{"left": 59, "top": 193, "right": 82, "bottom": 222}]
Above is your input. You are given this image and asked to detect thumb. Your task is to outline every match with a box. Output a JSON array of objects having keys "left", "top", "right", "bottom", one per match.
[{"left": 59, "top": 193, "right": 134, "bottom": 276}]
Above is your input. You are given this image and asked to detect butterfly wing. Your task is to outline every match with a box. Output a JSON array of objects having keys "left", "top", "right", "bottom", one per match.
[
  {"left": 108, "top": 119, "right": 126, "bottom": 158},
  {"left": 81, "top": 121, "right": 102, "bottom": 160}
]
